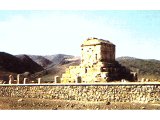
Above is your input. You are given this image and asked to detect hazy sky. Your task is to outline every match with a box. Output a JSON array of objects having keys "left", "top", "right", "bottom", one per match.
[{"left": 0, "top": 10, "right": 160, "bottom": 60}]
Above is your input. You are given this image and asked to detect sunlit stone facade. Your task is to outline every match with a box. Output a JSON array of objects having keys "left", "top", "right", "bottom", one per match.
[{"left": 61, "top": 37, "right": 137, "bottom": 83}]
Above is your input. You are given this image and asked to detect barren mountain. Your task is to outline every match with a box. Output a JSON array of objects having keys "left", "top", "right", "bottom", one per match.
[
  {"left": 33, "top": 55, "right": 160, "bottom": 82},
  {"left": 116, "top": 56, "right": 160, "bottom": 80},
  {"left": 0, "top": 52, "right": 44, "bottom": 74},
  {"left": 31, "top": 55, "right": 81, "bottom": 82},
  {"left": 44, "top": 54, "right": 74, "bottom": 65},
  {"left": 0, "top": 52, "right": 25, "bottom": 73},
  {"left": 16, "top": 54, "right": 44, "bottom": 73},
  {"left": 28, "top": 55, "right": 52, "bottom": 68},
  {"left": 1, "top": 51, "right": 160, "bottom": 82},
  {"left": 0, "top": 52, "right": 44, "bottom": 82}
]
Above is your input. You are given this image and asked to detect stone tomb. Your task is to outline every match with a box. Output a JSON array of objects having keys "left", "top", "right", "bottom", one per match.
[{"left": 61, "top": 37, "right": 137, "bottom": 83}]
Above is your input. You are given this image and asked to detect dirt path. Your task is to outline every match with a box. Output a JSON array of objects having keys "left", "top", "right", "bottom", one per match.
[{"left": 0, "top": 97, "right": 160, "bottom": 110}]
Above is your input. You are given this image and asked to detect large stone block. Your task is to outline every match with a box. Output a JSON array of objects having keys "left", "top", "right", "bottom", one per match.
[{"left": 61, "top": 38, "right": 137, "bottom": 83}]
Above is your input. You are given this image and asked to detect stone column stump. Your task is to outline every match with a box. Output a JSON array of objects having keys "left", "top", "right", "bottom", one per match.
[
  {"left": 9, "top": 75, "right": 14, "bottom": 84},
  {"left": 38, "top": 78, "right": 41, "bottom": 84},
  {"left": 23, "top": 78, "right": 28, "bottom": 84},
  {"left": 55, "top": 76, "right": 60, "bottom": 83}
]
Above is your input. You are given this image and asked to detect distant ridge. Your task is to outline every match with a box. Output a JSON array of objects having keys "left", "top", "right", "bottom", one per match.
[
  {"left": 1, "top": 51, "right": 160, "bottom": 81},
  {"left": 44, "top": 54, "right": 74, "bottom": 65},
  {"left": 0, "top": 52, "right": 44, "bottom": 74},
  {"left": 116, "top": 56, "right": 139, "bottom": 60},
  {"left": 116, "top": 56, "right": 160, "bottom": 80},
  {"left": 117, "top": 56, "right": 160, "bottom": 61},
  {"left": 16, "top": 54, "right": 44, "bottom": 73},
  {"left": 28, "top": 55, "right": 52, "bottom": 68}
]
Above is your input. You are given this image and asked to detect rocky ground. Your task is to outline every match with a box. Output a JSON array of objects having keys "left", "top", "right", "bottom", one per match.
[{"left": 0, "top": 97, "right": 160, "bottom": 110}]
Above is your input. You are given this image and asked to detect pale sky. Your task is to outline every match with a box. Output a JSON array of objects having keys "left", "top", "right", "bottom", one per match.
[{"left": 0, "top": 10, "right": 160, "bottom": 60}]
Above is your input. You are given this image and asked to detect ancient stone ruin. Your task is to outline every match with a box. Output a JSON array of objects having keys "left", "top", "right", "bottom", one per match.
[{"left": 61, "top": 37, "right": 137, "bottom": 83}]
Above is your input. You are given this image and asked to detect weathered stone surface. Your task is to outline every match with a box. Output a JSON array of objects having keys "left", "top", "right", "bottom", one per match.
[
  {"left": 9, "top": 75, "right": 14, "bottom": 84},
  {"left": 17, "top": 74, "right": 24, "bottom": 84},
  {"left": 38, "top": 78, "right": 41, "bottom": 84},
  {"left": 0, "top": 83, "right": 160, "bottom": 103},
  {"left": 61, "top": 37, "right": 137, "bottom": 83},
  {"left": 54, "top": 76, "right": 60, "bottom": 83}
]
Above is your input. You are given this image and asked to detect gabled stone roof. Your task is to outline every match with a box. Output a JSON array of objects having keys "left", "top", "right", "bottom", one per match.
[{"left": 81, "top": 37, "right": 115, "bottom": 46}]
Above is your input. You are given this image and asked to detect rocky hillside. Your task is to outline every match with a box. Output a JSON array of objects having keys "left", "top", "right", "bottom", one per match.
[
  {"left": 30, "top": 55, "right": 160, "bottom": 81},
  {"left": 28, "top": 55, "right": 52, "bottom": 68},
  {"left": 116, "top": 56, "right": 160, "bottom": 79},
  {"left": 0, "top": 52, "right": 44, "bottom": 74},
  {"left": 44, "top": 54, "right": 75, "bottom": 65},
  {"left": 37, "top": 55, "right": 160, "bottom": 81},
  {"left": 1, "top": 51, "right": 160, "bottom": 82},
  {"left": 0, "top": 52, "right": 80, "bottom": 82},
  {"left": 16, "top": 55, "right": 44, "bottom": 73},
  {"left": 30, "top": 55, "right": 81, "bottom": 82}
]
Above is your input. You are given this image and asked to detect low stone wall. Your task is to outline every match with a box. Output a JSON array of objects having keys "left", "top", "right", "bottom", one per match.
[{"left": 0, "top": 83, "right": 160, "bottom": 103}]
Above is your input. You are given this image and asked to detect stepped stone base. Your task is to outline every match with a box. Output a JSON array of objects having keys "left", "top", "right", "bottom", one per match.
[
  {"left": 61, "top": 61, "right": 137, "bottom": 83},
  {"left": 61, "top": 38, "right": 137, "bottom": 83}
]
